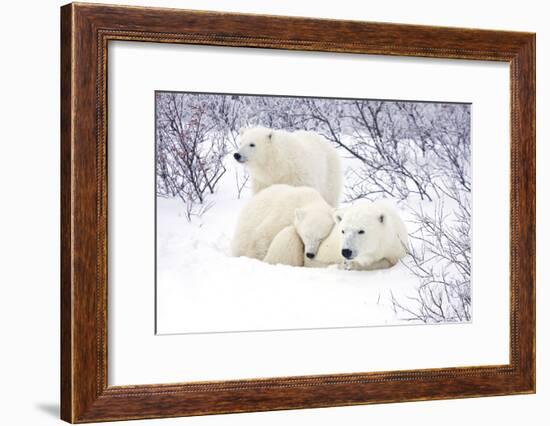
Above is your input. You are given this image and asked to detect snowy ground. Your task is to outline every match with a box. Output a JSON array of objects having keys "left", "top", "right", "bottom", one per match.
[{"left": 156, "top": 158, "right": 429, "bottom": 335}]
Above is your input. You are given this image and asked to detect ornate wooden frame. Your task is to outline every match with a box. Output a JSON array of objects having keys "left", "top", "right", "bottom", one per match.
[{"left": 60, "top": 2, "right": 536, "bottom": 423}]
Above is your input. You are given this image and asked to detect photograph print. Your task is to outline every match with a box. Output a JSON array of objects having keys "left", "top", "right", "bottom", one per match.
[{"left": 155, "top": 91, "right": 471, "bottom": 334}]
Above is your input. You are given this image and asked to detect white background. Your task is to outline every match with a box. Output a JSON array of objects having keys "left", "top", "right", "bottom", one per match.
[
  {"left": 110, "top": 43, "right": 509, "bottom": 385},
  {"left": 0, "top": 0, "right": 546, "bottom": 425}
]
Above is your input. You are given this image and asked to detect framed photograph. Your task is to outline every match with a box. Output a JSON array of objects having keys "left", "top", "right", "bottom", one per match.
[{"left": 60, "top": 2, "right": 536, "bottom": 423}]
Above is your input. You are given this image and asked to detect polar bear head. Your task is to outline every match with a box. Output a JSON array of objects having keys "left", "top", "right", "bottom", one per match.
[
  {"left": 334, "top": 202, "right": 397, "bottom": 264},
  {"left": 233, "top": 127, "right": 274, "bottom": 169},
  {"left": 294, "top": 205, "right": 335, "bottom": 260}
]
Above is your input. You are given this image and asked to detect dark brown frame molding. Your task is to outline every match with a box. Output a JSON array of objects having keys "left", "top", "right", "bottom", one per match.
[{"left": 60, "top": 2, "right": 536, "bottom": 423}]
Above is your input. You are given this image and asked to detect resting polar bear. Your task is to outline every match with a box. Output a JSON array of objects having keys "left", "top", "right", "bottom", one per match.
[
  {"left": 231, "top": 185, "right": 334, "bottom": 262},
  {"left": 233, "top": 127, "right": 342, "bottom": 206},
  {"left": 305, "top": 201, "right": 409, "bottom": 270},
  {"left": 263, "top": 226, "right": 304, "bottom": 267},
  {"left": 264, "top": 204, "right": 336, "bottom": 266}
]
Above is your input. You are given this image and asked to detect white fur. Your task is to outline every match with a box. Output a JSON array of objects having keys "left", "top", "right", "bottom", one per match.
[
  {"left": 305, "top": 200, "right": 409, "bottom": 270},
  {"left": 231, "top": 184, "right": 333, "bottom": 261},
  {"left": 263, "top": 226, "right": 304, "bottom": 267},
  {"left": 263, "top": 199, "right": 336, "bottom": 266},
  {"left": 294, "top": 203, "right": 335, "bottom": 260},
  {"left": 234, "top": 126, "right": 342, "bottom": 206}
]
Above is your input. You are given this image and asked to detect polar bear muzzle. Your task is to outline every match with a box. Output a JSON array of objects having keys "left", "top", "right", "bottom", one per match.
[
  {"left": 341, "top": 248, "right": 354, "bottom": 259},
  {"left": 233, "top": 152, "right": 246, "bottom": 163}
]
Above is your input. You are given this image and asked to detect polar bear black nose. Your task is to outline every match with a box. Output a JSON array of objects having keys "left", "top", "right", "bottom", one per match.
[
  {"left": 306, "top": 252, "right": 315, "bottom": 259},
  {"left": 341, "top": 248, "right": 353, "bottom": 259},
  {"left": 233, "top": 153, "right": 241, "bottom": 161}
]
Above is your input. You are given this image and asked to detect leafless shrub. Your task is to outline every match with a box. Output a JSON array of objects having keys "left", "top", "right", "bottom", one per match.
[
  {"left": 340, "top": 101, "right": 470, "bottom": 203},
  {"left": 234, "top": 169, "right": 249, "bottom": 199},
  {"left": 156, "top": 93, "right": 227, "bottom": 221},
  {"left": 394, "top": 183, "right": 471, "bottom": 323}
]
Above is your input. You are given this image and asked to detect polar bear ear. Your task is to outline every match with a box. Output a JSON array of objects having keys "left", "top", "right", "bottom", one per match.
[
  {"left": 295, "top": 208, "right": 306, "bottom": 223},
  {"left": 379, "top": 214, "right": 385, "bottom": 224},
  {"left": 239, "top": 127, "right": 246, "bottom": 136},
  {"left": 333, "top": 208, "right": 344, "bottom": 223},
  {"left": 267, "top": 131, "right": 273, "bottom": 141}
]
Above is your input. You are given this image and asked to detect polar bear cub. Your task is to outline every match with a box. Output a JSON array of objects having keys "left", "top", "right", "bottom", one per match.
[
  {"left": 264, "top": 202, "right": 336, "bottom": 266},
  {"left": 305, "top": 200, "right": 409, "bottom": 270},
  {"left": 263, "top": 226, "right": 305, "bottom": 267},
  {"left": 231, "top": 184, "right": 334, "bottom": 261},
  {"left": 233, "top": 126, "right": 342, "bottom": 206}
]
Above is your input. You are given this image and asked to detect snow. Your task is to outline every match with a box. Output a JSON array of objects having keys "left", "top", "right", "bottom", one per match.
[{"left": 156, "top": 158, "right": 426, "bottom": 335}]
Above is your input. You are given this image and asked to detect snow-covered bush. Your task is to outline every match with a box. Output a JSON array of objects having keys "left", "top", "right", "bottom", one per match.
[
  {"left": 156, "top": 93, "right": 228, "bottom": 220},
  {"left": 394, "top": 185, "right": 471, "bottom": 322}
]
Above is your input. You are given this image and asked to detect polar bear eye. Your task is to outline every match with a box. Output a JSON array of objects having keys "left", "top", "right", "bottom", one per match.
[
  {"left": 341, "top": 230, "right": 345, "bottom": 234},
  {"left": 249, "top": 143, "right": 255, "bottom": 147},
  {"left": 358, "top": 230, "right": 365, "bottom": 234}
]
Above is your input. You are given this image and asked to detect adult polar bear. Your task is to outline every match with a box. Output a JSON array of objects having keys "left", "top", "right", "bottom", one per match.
[
  {"left": 306, "top": 201, "right": 409, "bottom": 270},
  {"left": 231, "top": 184, "right": 334, "bottom": 262},
  {"left": 233, "top": 127, "right": 342, "bottom": 206}
]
